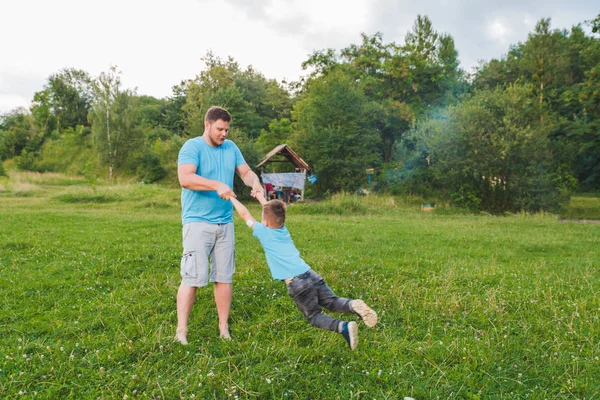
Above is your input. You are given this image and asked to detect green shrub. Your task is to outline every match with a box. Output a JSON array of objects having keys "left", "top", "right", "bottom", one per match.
[
  {"left": 137, "top": 152, "right": 167, "bottom": 184},
  {"left": 16, "top": 150, "right": 42, "bottom": 172}
]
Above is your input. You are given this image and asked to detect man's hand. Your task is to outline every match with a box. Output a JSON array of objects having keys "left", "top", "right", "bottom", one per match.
[
  {"left": 216, "top": 182, "right": 236, "bottom": 200},
  {"left": 251, "top": 180, "right": 264, "bottom": 199}
]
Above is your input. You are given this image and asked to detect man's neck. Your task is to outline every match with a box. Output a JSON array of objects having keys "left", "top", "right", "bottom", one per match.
[{"left": 202, "top": 132, "right": 218, "bottom": 148}]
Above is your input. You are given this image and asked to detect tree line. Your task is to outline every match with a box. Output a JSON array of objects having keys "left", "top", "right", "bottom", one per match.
[{"left": 1, "top": 14, "right": 599, "bottom": 212}]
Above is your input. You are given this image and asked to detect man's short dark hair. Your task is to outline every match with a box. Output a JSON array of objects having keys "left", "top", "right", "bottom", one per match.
[
  {"left": 205, "top": 106, "right": 232, "bottom": 123},
  {"left": 263, "top": 200, "right": 286, "bottom": 229}
]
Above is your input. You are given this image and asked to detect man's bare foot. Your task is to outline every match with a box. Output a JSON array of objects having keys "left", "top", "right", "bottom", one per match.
[
  {"left": 175, "top": 328, "right": 188, "bottom": 345},
  {"left": 219, "top": 322, "right": 231, "bottom": 340}
]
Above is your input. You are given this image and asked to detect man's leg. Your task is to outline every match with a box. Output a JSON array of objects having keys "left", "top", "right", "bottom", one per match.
[
  {"left": 176, "top": 284, "right": 197, "bottom": 344},
  {"left": 214, "top": 282, "right": 232, "bottom": 339},
  {"left": 212, "top": 223, "right": 235, "bottom": 339}
]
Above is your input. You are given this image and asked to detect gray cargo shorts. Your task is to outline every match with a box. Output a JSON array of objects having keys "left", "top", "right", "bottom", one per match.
[{"left": 180, "top": 222, "right": 235, "bottom": 287}]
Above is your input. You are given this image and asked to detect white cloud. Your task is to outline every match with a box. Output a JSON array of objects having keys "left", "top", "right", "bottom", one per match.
[{"left": 486, "top": 17, "right": 512, "bottom": 42}]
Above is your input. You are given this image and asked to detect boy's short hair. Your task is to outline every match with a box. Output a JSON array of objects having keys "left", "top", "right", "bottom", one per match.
[
  {"left": 205, "top": 106, "right": 232, "bottom": 123},
  {"left": 263, "top": 199, "right": 286, "bottom": 228}
]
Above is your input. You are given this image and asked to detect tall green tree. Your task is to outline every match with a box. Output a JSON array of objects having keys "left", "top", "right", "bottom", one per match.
[
  {"left": 256, "top": 118, "right": 293, "bottom": 155},
  {"left": 473, "top": 17, "right": 600, "bottom": 189},
  {"left": 30, "top": 68, "right": 92, "bottom": 138},
  {"left": 89, "top": 66, "right": 142, "bottom": 179},
  {"left": 184, "top": 52, "right": 292, "bottom": 139},
  {"left": 410, "top": 84, "right": 576, "bottom": 212},
  {"left": 301, "top": 18, "right": 465, "bottom": 166},
  {"left": 163, "top": 81, "right": 189, "bottom": 137},
  {"left": 291, "top": 70, "right": 381, "bottom": 192},
  {"left": 566, "top": 65, "right": 600, "bottom": 188}
]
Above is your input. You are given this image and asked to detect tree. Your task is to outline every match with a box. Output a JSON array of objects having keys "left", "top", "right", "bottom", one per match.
[
  {"left": 89, "top": 66, "right": 142, "bottom": 179},
  {"left": 590, "top": 13, "right": 600, "bottom": 33},
  {"left": 184, "top": 52, "right": 292, "bottom": 139},
  {"left": 0, "top": 110, "right": 36, "bottom": 161},
  {"left": 291, "top": 70, "right": 381, "bottom": 192},
  {"left": 163, "top": 81, "right": 189, "bottom": 136},
  {"left": 30, "top": 68, "right": 92, "bottom": 138},
  {"left": 256, "top": 118, "right": 293, "bottom": 155},
  {"left": 410, "top": 84, "right": 576, "bottom": 212},
  {"left": 472, "top": 17, "right": 600, "bottom": 189},
  {"left": 301, "top": 20, "right": 465, "bottom": 165},
  {"left": 566, "top": 65, "right": 600, "bottom": 189}
]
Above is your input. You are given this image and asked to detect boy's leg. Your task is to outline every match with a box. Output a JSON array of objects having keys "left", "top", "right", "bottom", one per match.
[
  {"left": 288, "top": 275, "right": 345, "bottom": 333},
  {"left": 313, "top": 271, "right": 378, "bottom": 327},
  {"left": 311, "top": 271, "right": 353, "bottom": 313}
]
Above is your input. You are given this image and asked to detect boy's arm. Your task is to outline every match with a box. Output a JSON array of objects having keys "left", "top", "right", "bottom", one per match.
[{"left": 230, "top": 198, "right": 257, "bottom": 228}]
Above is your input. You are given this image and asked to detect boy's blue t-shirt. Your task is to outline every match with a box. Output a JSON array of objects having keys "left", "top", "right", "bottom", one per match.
[
  {"left": 178, "top": 137, "right": 246, "bottom": 224},
  {"left": 252, "top": 222, "right": 311, "bottom": 280}
]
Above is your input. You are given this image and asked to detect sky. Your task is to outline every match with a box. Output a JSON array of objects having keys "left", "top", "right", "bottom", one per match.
[{"left": 0, "top": 0, "right": 598, "bottom": 114}]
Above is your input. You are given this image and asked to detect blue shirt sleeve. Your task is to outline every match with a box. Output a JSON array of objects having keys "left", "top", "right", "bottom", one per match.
[
  {"left": 233, "top": 142, "right": 246, "bottom": 167},
  {"left": 178, "top": 139, "right": 199, "bottom": 166}
]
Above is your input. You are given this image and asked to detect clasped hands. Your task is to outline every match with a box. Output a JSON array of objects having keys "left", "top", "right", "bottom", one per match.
[{"left": 216, "top": 182, "right": 264, "bottom": 201}]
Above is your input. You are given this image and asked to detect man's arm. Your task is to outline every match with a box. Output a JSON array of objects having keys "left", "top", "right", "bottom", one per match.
[
  {"left": 236, "top": 164, "right": 264, "bottom": 198},
  {"left": 178, "top": 164, "right": 236, "bottom": 199},
  {"left": 230, "top": 198, "right": 256, "bottom": 227},
  {"left": 252, "top": 192, "right": 267, "bottom": 206}
]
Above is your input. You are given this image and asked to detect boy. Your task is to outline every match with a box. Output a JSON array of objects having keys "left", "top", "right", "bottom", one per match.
[{"left": 230, "top": 196, "right": 377, "bottom": 350}]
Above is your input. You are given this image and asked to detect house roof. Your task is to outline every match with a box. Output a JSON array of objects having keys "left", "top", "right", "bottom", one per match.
[{"left": 256, "top": 144, "right": 311, "bottom": 171}]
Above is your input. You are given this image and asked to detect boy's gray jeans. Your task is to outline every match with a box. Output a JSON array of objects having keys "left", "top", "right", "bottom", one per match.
[{"left": 286, "top": 270, "right": 353, "bottom": 332}]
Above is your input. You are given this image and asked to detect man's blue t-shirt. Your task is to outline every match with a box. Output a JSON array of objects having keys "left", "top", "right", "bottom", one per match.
[
  {"left": 252, "top": 222, "right": 311, "bottom": 280},
  {"left": 178, "top": 137, "right": 246, "bottom": 224}
]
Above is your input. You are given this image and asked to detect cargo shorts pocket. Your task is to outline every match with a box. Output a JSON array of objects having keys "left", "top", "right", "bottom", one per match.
[{"left": 180, "top": 250, "right": 197, "bottom": 279}]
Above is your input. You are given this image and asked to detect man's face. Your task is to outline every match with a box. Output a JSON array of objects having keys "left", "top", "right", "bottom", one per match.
[{"left": 204, "top": 119, "right": 230, "bottom": 147}]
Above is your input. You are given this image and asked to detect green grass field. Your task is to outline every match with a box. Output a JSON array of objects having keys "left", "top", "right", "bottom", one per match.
[
  {"left": 560, "top": 193, "right": 600, "bottom": 221},
  {"left": 1, "top": 173, "right": 599, "bottom": 399}
]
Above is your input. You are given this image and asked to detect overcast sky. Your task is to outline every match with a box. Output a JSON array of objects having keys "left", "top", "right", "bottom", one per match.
[{"left": 1, "top": 0, "right": 598, "bottom": 114}]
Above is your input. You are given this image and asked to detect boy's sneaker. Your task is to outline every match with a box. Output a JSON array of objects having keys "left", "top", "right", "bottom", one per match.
[
  {"left": 351, "top": 300, "right": 377, "bottom": 327},
  {"left": 341, "top": 321, "right": 358, "bottom": 350}
]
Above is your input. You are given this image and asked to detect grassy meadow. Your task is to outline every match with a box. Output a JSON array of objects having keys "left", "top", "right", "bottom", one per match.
[{"left": 0, "top": 173, "right": 599, "bottom": 399}]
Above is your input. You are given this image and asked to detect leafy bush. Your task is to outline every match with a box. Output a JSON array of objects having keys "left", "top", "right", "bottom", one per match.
[
  {"left": 137, "top": 151, "right": 167, "bottom": 184},
  {"left": 15, "top": 150, "right": 42, "bottom": 172}
]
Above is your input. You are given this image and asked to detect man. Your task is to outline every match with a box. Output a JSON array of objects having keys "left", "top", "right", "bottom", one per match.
[{"left": 176, "top": 106, "right": 263, "bottom": 344}]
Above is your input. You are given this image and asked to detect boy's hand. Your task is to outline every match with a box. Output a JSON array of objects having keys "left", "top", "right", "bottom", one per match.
[
  {"left": 216, "top": 182, "right": 236, "bottom": 200},
  {"left": 251, "top": 180, "right": 264, "bottom": 199}
]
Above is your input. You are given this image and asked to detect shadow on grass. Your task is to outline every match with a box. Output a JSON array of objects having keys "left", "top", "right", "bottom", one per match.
[{"left": 55, "top": 193, "right": 123, "bottom": 203}]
